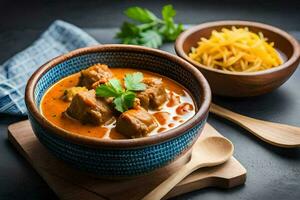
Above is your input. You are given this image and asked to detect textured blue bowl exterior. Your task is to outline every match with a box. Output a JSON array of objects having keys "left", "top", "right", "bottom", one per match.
[{"left": 28, "top": 50, "right": 208, "bottom": 176}]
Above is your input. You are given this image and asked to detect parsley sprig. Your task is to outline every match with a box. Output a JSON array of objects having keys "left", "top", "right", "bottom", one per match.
[
  {"left": 95, "top": 72, "right": 146, "bottom": 112},
  {"left": 116, "top": 5, "right": 184, "bottom": 48}
]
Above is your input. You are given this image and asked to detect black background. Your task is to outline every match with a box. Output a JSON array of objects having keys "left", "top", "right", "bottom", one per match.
[{"left": 1, "top": 0, "right": 300, "bottom": 199}]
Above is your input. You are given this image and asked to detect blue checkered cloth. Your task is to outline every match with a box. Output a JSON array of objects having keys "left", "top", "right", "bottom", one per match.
[{"left": 0, "top": 20, "right": 99, "bottom": 115}]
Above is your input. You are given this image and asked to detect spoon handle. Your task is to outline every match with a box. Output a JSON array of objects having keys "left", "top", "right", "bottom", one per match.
[
  {"left": 142, "top": 161, "right": 200, "bottom": 200},
  {"left": 210, "top": 103, "right": 300, "bottom": 148}
]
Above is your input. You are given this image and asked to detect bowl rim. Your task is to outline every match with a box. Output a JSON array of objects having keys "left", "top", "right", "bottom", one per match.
[
  {"left": 175, "top": 20, "right": 300, "bottom": 76},
  {"left": 25, "top": 44, "right": 211, "bottom": 149}
]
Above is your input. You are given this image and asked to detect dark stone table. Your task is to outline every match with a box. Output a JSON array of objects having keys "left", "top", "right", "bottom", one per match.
[{"left": 1, "top": 0, "right": 300, "bottom": 199}]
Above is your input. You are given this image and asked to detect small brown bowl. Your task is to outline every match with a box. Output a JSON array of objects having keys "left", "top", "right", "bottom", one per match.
[{"left": 175, "top": 20, "right": 300, "bottom": 97}]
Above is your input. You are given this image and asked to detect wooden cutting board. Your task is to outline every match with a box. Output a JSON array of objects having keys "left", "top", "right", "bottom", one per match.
[{"left": 8, "top": 120, "right": 246, "bottom": 200}]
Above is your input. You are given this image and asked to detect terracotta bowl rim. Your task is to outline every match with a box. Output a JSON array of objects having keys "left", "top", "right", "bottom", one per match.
[
  {"left": 25, "top": 44, "right": 211, "bottom": 149},
  {"left": 175, "top": 20, "right": 300, "bottom": 76}
]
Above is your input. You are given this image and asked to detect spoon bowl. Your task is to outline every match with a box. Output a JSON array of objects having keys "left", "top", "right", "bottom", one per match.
[
  {"left": 193, "top": 136, "right": 234, "bottom": 166},
  {"left": 142, "top": 135, "right": 234, "bottom": 200}
]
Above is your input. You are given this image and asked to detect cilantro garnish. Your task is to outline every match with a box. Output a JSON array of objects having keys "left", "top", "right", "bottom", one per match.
[
  {"left": 124, "top": 72, "right": 146, "bottom": 91},
  {"left": 116, "top": 5, "right": 184, "bottom": 48},
  {"left": 95, "top": 72, "right": 146, "bottom": 112}
]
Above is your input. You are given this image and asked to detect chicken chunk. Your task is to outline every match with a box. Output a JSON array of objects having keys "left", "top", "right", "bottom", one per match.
[
  {"left": 136, "top": 78, "right": 168, "bottom": 110},
  {"left": 78, "top": 64, "right": 113, "bottom": 89},
  {"left": 61, "top": 87, "right": 88, "bottom": 102},
  {"left": 116, "top": 107, "right": 158, "bottom": 138},
  {"left": 65, "top": 90, "right": 113, "bottom": 125}
]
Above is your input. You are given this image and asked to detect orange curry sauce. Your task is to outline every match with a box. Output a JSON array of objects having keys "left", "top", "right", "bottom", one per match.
[{"left": 41, "top": 68, "right": 196, "bottom": 139}]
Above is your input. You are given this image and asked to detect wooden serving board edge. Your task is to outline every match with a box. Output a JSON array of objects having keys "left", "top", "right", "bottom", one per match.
[{"left": 8, "top": 120, "right": 246, "bottom": 200}]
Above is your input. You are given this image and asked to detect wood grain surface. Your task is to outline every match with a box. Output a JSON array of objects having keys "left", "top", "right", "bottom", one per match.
[
  {"left": 210, "top": 103, "right": 300, "bottom": 148},
  {"left": 8, "top": 120, "right": 246, "bottom": 200}
]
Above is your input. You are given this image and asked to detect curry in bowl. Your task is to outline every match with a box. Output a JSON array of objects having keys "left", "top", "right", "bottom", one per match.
[
  {"left": 25, "top": 45, "right": 211, "bottom": 176},
  {"left": 41, "top": 64, "right": 196, "bottom": 139}
]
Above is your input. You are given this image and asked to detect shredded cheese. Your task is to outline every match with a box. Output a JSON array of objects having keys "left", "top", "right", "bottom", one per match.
[{"left": 189, "top": 27, "right": 283, "bottom": 72}]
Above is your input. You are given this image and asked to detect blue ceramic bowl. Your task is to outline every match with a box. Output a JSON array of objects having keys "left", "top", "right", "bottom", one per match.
[{"left": 25, "top": 45, "right": 211, "bottom": 177}]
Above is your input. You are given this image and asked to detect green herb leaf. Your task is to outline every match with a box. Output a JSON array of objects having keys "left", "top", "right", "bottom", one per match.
[
  {"left": 162, "top": 4, "right": 176, "bottom": 21},
  {"left": 95, "top": 78, "right": 123, "bottom": 98},
  {"left": 113, "top": 96, "right": 124, "bottom": 113},
  {"left": 112, "top": 92, "right": 136, "bottom": 113},
  {"left": 161, "top": 23, "right": 184, "bottom": 41},
  {"left": 96, "top": 73, "right": 145, "bottom": 112},
  {"left": 116, "top": 5, "right": 183, "bottom": 48},
  {"left": 124, "top": 72, "right": 147, "bottom": 91},
  {"left": 108, "top": 79, "right": 123, "bottom": 94},
  {"left": 95, "top": 84, "right": 119, "bottom": 97},
  {"left": 160, "top": 5, "right": 184, "bottom": 41},
  {"left": 116, "top": 22, "right": 140, "bottom": 44},
  {"left": 124, "top": 7, "right": 157, "bottom": 23},
  {"left": 122, "top": 91, "right": 136, "bottom": 110},
  {"left": 140, "top": 30, "right": 163, "bottom": 48}
]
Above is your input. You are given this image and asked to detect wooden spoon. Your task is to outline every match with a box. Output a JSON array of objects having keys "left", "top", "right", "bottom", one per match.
[
  {"left": 142, "top": 136, "right": 234, "bottom": 200},
  {"left": 210, "top": 103, "right": 300, "bottom": 148}
]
